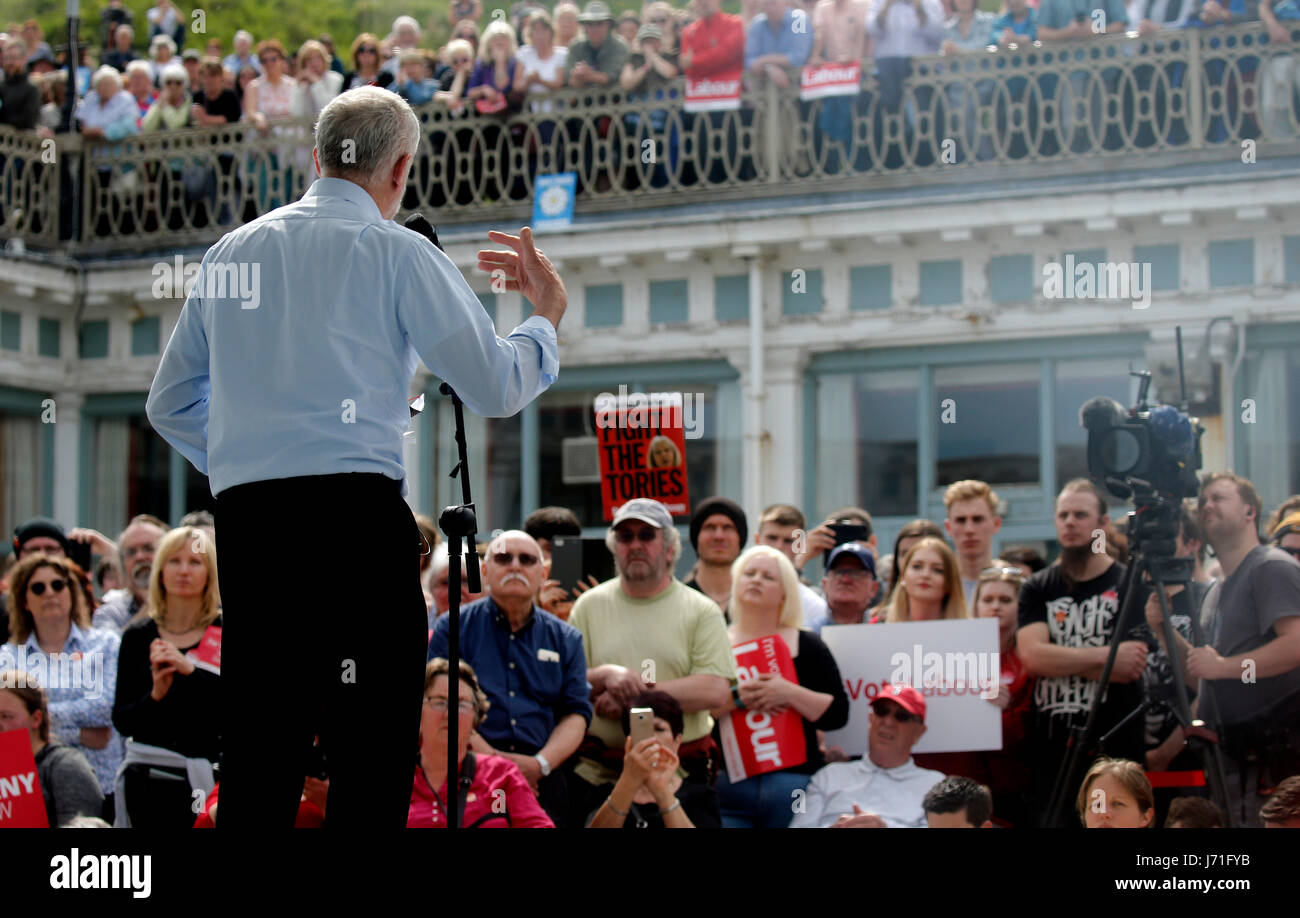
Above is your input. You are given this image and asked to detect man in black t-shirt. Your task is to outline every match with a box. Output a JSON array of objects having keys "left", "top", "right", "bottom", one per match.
[
  {"left": 1146, "top": 472, "right": 1300, "bottom": 826},
  {"left": 1017, "top": 479, "right": 1149, "bottom": 827}
]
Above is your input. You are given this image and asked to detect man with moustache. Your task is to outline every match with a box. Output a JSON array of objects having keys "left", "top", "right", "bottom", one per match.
[
  {"left": 428, "top": 530, "right": 591, "bottom": 826},
  {"left": 566, "top": 499, "right": 734, "bottom": 823},
  {"left": 1017, "top": 478, "right": 1149, "bottom": 826},
  {"left": 89, "top": 515, "right": 171, "bottom": 635}
]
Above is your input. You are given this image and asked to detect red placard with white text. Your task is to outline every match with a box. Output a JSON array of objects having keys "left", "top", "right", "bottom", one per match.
[
  {"left": 684, "top": 69, "right": 743, "bottom": 112},
  {"left": 799, "top": 62, "right": 862, "bottom": 100},
  {"left": 718, "top": 635, "right": 806, "bottom": 782},
  {"left": 595, "top": 394, "right": 690, "bottom": 522},
  {"left": 0, "top": 728, "right": 49, "bottom": 827},
  {"left": 185, "top": 626, "right": 222, "bottom": 675}
]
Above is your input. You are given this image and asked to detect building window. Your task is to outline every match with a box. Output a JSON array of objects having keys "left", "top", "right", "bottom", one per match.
[
  {"left": 817, "top": 369, "right": 919, "bottom": 519},
  {"left": 782, "top": 269, "right": 823, "bottom": 316},
  {"left": 0, "top": 411, "right": 47, "bottom": 544},
  {"left": 935, "top": 362, "right": 1040, "bottom": 486},
  {"left": 1209, "top": 239, "right": 1255, "bottom": 288},
  {"left": 86, "top": 414, "right": 171, "bottom": 535},
  {"left": 919, "top": 259, "right": 962, "bottom": 307},
  {"left": 80, "top": 320, "right": 110, "bottom": 359},
  {"left": 1239, "top": 343, "right": 1300, "bottom": 512},
  {"left": 585, "top": 284, "right": 624, "bottom": 328},
  {"left": 1285, "top": 236, "right": 1300, "bottom": 285},
  {"left": 1135, "top": 243, "right": 1179, "bottom": 292},
  {"left": 131, "top": 316, "right": 159, "bottom": 356},
  {"left": 849, "top": 265, "right": 891, "bottom": 311},
  {"left": 714, "top": 274, "right": 749, "bottom": 322},
  {"left": 38, "top": 318, "right": 60, "bottom": 358},
  {"left": 989, "top": 254, "right": 1034, "bottom": 304},
  {"left": 649, "top": 279, "right": 689, "bottom": 325},
  {"left": 1, "top": 312, "right": 20, "bottom": 351}
]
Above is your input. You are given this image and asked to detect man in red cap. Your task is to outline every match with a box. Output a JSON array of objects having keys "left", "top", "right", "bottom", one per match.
[{"left": 790, "top": 683, "right": 945, "bottom": 827}]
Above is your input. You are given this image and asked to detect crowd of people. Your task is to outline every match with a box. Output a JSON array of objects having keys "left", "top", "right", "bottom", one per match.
[
  {"left": 4, "top": 467, "right": 1300, "bottom": 829},
  {"left": 2, "top": 0, "right": 1297, "bottom": 210}
]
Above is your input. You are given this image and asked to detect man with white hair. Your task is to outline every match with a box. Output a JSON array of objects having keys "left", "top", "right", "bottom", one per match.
[
  {"left": 146, "top": 86, "right": 567, "bottom": 829},
  {"left": 428, "top": 530, "right": 591, "bottom": 826},
  {"left": 566, "top": 498, "right": 735, "bottom": 824},
  {"left": 221, "top": 29, "right": 261, "bottom": 77},
  {"left": 104, "top": 22, "right": 136, "bottom": 72}
]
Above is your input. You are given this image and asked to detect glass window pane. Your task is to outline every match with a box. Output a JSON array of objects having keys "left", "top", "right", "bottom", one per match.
[
  {"left": 1054, "top": 359, "right": 1136, "bottom": 492},
  {"left": 936, "top": 363, "right": 1039, "bottom": 487},
  {"left": 0, "top": 413, "right": 45, "bottom": 544},
  {"left": 818, "top": 369, "right": 918, "bottom": 518}
]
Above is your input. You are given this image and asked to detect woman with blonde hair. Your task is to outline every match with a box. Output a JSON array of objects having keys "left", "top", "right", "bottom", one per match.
[
  {"left": 708, "top": 545, "right": 849, "bottom": 827},
  {"left": 468, "top": 18, "right": 523, "bottom": 114},
  {"left": 3, "top": 553, "right": 122, "bottom": 806},
  {"left": 883, "top": 536, "right": 968, "bottom": 623},
  {"left": 111, "top": 526, "right": 222, "bottom": 827},
  {"left": 291, "top": 39, "right": 343, "bottom": 119},
  {"left": 645, "top": 434, "right": 682, "bottom": 469}
]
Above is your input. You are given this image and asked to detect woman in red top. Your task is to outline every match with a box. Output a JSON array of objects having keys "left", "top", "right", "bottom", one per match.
[{"left": 408, "top": 658, "right": 553, "bottom": 828}]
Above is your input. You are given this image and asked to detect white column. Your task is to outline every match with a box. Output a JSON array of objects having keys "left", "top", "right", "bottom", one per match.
[
  {"left": 52, "top": 391, "right": 83, "bottom": 526},
  {"left": 762, "top": 347, "right": 808, "bottom": 507}
]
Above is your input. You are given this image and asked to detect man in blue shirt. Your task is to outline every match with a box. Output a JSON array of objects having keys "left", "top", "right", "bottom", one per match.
[
  {"left": 746, "top": 0, "right": 816, "bottom": 88},
  {"left": 146, "top": 85, "right": 568, "bottom": 829},
  {"left": 429, "top": 530, "right": 592, "bottom": 826},
  {"left": 990, "top": 0, "right": 1039, "bottom": 44}
]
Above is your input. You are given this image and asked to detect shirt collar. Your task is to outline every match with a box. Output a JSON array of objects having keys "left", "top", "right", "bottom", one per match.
[
  {"left": 859, "top": 756, "right": 918, "bottom": 780},
  {"left": 24, "top": 621, "right": 85, "bottom": 653},
  {"left": 302, "top": 176, "right": 385, "bottom": 224},
  {"left": 488, "top": 595, "right": 537, "bottom": 632}
]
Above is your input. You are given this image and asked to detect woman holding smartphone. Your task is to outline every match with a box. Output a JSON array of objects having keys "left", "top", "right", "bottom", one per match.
[{"left": 588, "top": 690, "right": 720, "bottom": 828}]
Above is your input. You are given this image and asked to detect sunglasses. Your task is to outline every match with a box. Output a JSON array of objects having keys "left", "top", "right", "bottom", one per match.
[
  {"left": 615, "top": 528, "right": 659, "bottom": 544},
  {"left": 492, "top": 551, "right": 539, "bottom": 567},
  {"left": 358, "top": 46, "right": 377, "bottom": 53},
  {"left": 260, "top": 55, "right": 281, "bottom": 64},
  {"left": 980, "top": 566, "right": 1024, "bottom": 579},
  {"left": 29, "top": 578, "right": 69, "bottom": 596},
  {"left": 165, "top": 79, "right": 184, "bottom": 85},
  {"left": 871, "top": 703, "right": 921, "bottom": 724}
]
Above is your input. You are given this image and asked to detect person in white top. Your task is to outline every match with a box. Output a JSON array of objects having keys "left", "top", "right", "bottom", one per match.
[
  {"left": 291, "top": 40, "right": 343, "bottom": 118},
  {"left": 790, "top": 683, "right": 945, "bottom": 827},
  {"left": 516, "top": 10, "right": 569, "bottom": 113},
  {"left": 244, "top": 39, "right": 294, "bottom": 130}
]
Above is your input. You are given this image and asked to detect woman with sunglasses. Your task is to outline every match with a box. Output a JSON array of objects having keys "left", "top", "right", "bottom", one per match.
[
  {"left": 112, "top": 526, "right": 222, "bottom": 827},
  {"left": 344, "top": 32, "right": 394, "bottom": 90},
  {"left": 708, "top": 545, "right": 849, "bottom": 827},
  {"left": 409, "top": 657, "right": 554, "bottom": 827},
  {"left": 3, "top": 553, "right": 122, "bottom": 817}
]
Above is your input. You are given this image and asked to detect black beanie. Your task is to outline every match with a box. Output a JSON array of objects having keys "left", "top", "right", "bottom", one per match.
[
  {"left": 690, "top": 497, "right": 748, "bottom": 551},
  {"left": 13, "top": 517, "right": 70, "bottom": 555}
]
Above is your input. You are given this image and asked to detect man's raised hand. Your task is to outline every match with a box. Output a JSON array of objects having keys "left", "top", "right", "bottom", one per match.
[{"left": 477, "top": 227, "right": 567, "bottom": 329}]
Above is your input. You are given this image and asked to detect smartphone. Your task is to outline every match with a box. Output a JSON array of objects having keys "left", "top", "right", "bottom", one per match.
[
  {"left": 66, "top": 539, "right": 93, "bottom": 575},
  {"left": 628, "top": 707, "right": 656, "bottom": 747},
  {"left": 549, "top": 537, "right": 616, "bottom": 596},
  {"left": 824, "top": 522, "right": 871, "bottom": 565}
]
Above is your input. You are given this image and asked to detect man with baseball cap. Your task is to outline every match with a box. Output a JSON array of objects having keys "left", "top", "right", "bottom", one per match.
[
  {"left": 685, "top": 496, "right": 747, "bottom": 620},
  {"left": 566, "top": 497, "right": 735, "bottom": 824},
  {"left": 806, "top": 542, "right": 880, "bottom": 633},
  {"left": 790, "top": 683, "right": 945, "bottom": 827}
]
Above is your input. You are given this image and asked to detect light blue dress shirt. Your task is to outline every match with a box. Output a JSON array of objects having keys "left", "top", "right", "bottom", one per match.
[{"left": 146, "top": 176, "right": 559, "bottom": 498}]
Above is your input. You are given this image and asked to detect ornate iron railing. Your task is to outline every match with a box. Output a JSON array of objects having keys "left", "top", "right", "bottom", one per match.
[{"left": 1, "top": 22, "right": 1297, "bottom": 255}]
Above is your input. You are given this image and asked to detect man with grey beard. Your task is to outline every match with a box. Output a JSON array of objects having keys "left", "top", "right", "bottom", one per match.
[
  {"left": 91, "top": 515, "right": 170, "bottom": 634},
  {"left": 427, "top": 530, "right": 591, "bottom": 826}
]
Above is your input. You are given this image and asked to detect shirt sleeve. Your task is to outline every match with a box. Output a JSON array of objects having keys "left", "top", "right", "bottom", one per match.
[
  {"left": 1017, "top": 573, "right": 1047, "bottom": 632},
  {"left": 499, "top": 760, "right": 555, "bottom": 827},
  {"left": 428, "top": 613, "right": 449, "bottom": 662},
  {"left": 146, "top": 282, "right": 211, "bottom": 476},
  {"left": 560, "top": 626, "right": 594, "bottom": 724},
  {"left": 1253, "top": 557, "right": 1300, "bottom": 637},
  {"left": 788, "top": 17, "right": 816, "bottom": 67},
  {"left": 46, "top": 749, "right": 105, "bottom": 826},
  {"left": 394, "top": 239, "right": 558, "bottom": 419},
  {"left": 111, "top": 626, "right": 159, "bottom": 739},
  {"left": 48, "top": 634, "right": 119, "bottom": 730},
  {"left": 690, "top": 602, "right": 740, "bottom": 680},
  {"left": 921, "top": 0, "right": 948, "bottom": 40}
]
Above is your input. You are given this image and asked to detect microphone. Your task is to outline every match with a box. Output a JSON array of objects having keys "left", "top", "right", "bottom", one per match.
[
  {"left": 1079, "top": 395, "right": 1127, "bottom": 433},
  {"left": 403, "top": 213, "right": 443, "bottom": 252}
]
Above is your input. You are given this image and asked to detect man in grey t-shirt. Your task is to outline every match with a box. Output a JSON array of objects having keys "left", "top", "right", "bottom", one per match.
[{"left": 1150, "top": 473, "right": 1300, "bottom": 826}]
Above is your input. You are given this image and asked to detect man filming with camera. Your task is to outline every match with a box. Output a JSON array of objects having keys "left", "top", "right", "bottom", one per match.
[{"left": 1146, "top": 472, "right": 1300, "bottom": 826}]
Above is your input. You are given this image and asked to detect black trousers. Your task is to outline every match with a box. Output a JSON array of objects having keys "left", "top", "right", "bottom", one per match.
[{"left": 214, "top": 473, "right": 427, "bottom": 828}]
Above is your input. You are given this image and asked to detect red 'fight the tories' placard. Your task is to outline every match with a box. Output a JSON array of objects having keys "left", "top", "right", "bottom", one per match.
[{"left": 595, "top": 391, "right": 690, "bottom": 522}]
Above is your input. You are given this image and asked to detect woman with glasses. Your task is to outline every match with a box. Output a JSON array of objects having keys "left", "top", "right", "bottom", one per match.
[
  {"left": 409, "top": 657, "right": 554, "bottom": 827},
  {"left": 141, "top": 63, "right": 193, "bottom": 130},
  {"left": 882, "top": 536, "right": 969, "bottom": 623},
  {"left": 3, "top": 553, "right": 122, "bottom": 818},
  {"left": 112, "top": 526, "right": 222, "bottom": 827},
  {"left": 707, "top": 545, "right": 849, "bottom": 827},
  {"left": 344, "top": 32, "right": 394, "bottom": 90},
  {"left": 243, "top": 39, "right": 298, "bottom": 211}
]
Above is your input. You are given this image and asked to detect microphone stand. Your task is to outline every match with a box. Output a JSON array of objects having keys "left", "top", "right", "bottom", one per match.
[{"left": 438, "top": 382, "right": 480, "bottom": 829}]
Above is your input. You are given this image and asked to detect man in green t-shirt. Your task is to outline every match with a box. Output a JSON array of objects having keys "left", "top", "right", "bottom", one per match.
[{"left": 567, "top": 498, "right": 735, "bottom": 822}]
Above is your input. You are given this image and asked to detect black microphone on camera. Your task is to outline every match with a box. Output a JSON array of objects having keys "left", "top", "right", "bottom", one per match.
[{"left": 403, "top": 213, "right": 444, "bottom": 253}]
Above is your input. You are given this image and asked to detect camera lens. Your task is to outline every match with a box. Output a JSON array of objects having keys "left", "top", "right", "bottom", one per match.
[{"left": 1101, "top": 429, "right": 1141, "bottom": 474}]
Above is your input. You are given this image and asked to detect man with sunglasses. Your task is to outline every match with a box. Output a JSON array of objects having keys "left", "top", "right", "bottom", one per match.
[
  {"left": 427, "top": 530, "right": 590, "bottom": 827},
  {"left": 791, "top": 683, "right": 944, "bottom": 827},
  {"left": 566, "top": 498, "right": 735, "bottom": 825}
]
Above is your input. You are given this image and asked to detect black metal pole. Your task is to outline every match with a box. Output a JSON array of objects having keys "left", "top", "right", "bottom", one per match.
[{"left": 60, "top": 0, "right": 80, "bottom": 133}]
